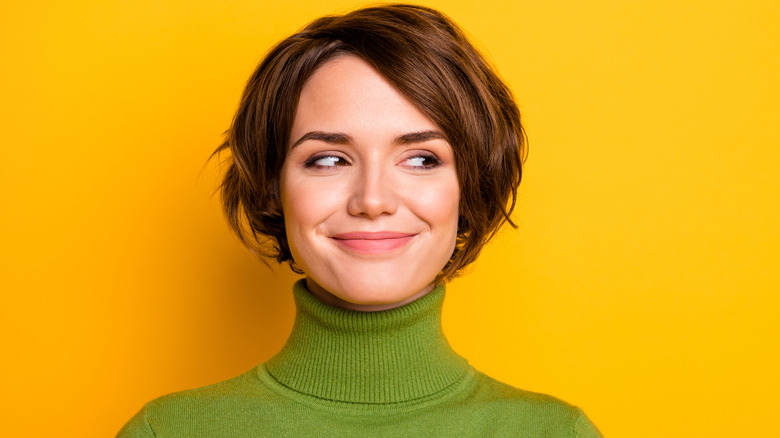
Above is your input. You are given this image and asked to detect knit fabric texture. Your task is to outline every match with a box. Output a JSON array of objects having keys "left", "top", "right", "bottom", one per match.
[{"left": 117, "top": 280, "right": 602, "bottom": 437}]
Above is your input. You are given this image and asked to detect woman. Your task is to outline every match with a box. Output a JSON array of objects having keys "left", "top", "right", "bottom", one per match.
[{"left": 119, "top": 4, "right": 601, "bottom": 437}]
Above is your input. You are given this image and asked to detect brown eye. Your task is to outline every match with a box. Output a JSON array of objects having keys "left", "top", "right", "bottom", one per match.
[
  {"left": 304, "top": 155, "right": 349, "bottom": 168},
  {"left": 402, "top": 154, "right": 442, "bottom": 169}
]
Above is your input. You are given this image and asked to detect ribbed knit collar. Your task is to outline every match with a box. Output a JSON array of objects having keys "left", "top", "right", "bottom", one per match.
[{"left": 265, "top": 279, "right": 469, "bottom": 404}]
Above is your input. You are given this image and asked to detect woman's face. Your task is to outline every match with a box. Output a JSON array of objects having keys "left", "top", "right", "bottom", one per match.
[{"left": 280, "top": 55, "right": 460, "bottom": 311}]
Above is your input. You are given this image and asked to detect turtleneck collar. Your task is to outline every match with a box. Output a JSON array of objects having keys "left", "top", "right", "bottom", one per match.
[{"left": 265, "top": 279, "right": 470, "bottom": 404}]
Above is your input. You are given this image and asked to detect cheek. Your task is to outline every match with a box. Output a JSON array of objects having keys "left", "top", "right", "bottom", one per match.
[
  {"left": 409, "top": 176, "right": 460, "bottom": 230},
  {"left": 280, "top": 171, "right": 312, "bottom": 255},
  {"left": 281, "top": 176, "right": 343, "bottom": 238},
  {"left": 281, "top": 186, "right": 315, "bottom": 230}
]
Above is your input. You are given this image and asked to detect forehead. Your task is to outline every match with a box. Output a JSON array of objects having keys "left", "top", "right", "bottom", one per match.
[{"left": 290, "top": 54, "right": 441, "bottom": 143}]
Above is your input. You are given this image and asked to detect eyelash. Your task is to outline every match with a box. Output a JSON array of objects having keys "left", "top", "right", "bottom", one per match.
[
  {"left": 401, "top": 153, "right": 442, "bottom": 169},
  {"left": 302, "top": 152, "right": 443, "bottom": 169},
  {"left": 303, "top": 154, "right": 349, "bottom": 169}
]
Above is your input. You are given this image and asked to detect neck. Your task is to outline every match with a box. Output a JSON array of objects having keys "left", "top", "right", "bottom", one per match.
[
  {"left": 304, "top": 277, "right": 435, "bottom": 312},
  {"left": 265, "top": 279, "right": 469, "bottom": 404}
]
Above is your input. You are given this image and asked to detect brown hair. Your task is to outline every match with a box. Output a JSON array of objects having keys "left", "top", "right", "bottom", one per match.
[{"left": 215, "top": 3, "right": 526, "bottom": 283}]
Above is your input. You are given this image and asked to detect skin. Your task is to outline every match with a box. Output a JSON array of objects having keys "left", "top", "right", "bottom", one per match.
[{"left": 280, "top": 54, "right": 460, "bottom": 312}]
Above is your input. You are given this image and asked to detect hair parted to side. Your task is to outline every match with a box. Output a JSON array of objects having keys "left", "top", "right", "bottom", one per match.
[{"left": 214, "top": 3, "right": 527, "bottom": 284}]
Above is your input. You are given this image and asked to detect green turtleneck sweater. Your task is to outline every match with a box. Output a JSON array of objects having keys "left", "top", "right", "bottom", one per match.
[{"left": 118, "top": 281, "right": 602, "bottom": 437}]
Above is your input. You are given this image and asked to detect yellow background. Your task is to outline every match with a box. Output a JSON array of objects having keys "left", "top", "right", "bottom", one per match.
[{"left": 2, "top": 1, "right": 778, "bottom": 436}]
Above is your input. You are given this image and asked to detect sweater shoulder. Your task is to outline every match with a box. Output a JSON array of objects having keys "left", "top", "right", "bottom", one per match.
[
  {"left": 459, "top": 370, "right": 602, "bottom": 437},
  {"left": 147, "top": 366, "right": 261, "bottom": 406},
  {"left": 472, "top": 370, "right": 575, "bottom": 407},
  {"left": 117, "top": 366, "right": 276, "bottom": 437}
]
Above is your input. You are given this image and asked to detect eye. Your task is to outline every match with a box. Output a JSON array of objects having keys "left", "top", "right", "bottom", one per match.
[
  {"left": 304, "top": 154, "right": 349, "bottom": 168},
  {"left": 401, "top": 153, "right": 442, "bottom": 169}
]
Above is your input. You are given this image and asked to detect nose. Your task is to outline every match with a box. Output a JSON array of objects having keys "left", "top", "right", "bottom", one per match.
[{"left": 347, "top": 165, "right": 398, "bottom": 218}]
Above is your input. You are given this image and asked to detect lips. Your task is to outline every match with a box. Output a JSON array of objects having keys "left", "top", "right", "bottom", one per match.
[{"left": 331, "top": 231, "right": 416, "bottom": 254}]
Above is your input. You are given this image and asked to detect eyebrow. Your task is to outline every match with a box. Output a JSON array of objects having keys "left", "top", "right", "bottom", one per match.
[
  {"left": 394, "top": 130, "right": 447, "bottom": 145},
  {"left": 291, "top": 131, "right": 351, "bottom": 148},
  {"left": 291, "top": 130, "right": 446, "bottom": 148}
]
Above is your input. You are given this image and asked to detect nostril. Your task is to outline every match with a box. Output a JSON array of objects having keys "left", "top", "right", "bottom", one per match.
[{"left": 347, "top": 179, "right": 398, "bottom": 218}]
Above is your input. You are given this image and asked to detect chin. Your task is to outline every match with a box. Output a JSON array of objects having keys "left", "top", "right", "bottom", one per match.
[
  {"left": 340, "top": 278, "right": 425, "bottom": 304},
  {"left": 308, "top": 271, "right": 435, "bottom": 310}
]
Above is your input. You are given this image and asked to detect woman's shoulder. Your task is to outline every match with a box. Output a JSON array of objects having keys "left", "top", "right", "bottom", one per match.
[
  {"left": 470, "top": 369, "right": 572, "bottom": 405},
  {"left": 145, "top": 366, "right": 262, "bottom": 405},
  {"left": 460, "top": 369, "right": 603, "bottom": 437},
  {"left": 117, "top": 366, "right": 267, "bottom": 437}
]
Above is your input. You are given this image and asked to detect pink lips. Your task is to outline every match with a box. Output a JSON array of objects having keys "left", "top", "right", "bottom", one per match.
[{"left": 331, "top": 231, "right": 415, "bottom": 254}]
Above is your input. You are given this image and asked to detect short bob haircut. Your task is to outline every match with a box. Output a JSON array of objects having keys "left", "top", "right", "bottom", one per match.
[{"left": 215, "top": 3, "right": 526, "bottom": 284}]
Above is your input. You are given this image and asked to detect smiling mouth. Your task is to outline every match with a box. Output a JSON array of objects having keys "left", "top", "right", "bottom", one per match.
[{"left": 331, "top": 232, "right": 416, "bottom": 254}]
